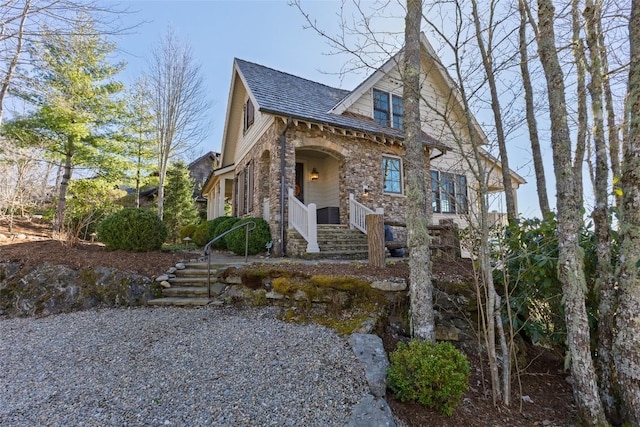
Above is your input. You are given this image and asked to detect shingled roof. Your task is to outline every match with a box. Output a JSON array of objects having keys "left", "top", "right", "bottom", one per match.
[{"left": 235, "top": 58, "right": 447, "bottom": 151}]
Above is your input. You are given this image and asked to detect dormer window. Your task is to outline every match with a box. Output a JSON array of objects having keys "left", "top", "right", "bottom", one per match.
[
  {"left": 243, "top": 98, "right": 255, "bottom": 131},
  {"left": 373, "top": 88, "right": 403, "bottom": 130}
]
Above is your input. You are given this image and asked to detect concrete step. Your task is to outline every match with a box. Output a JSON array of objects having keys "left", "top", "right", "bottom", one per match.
[
  {"left": 163, "top": 286, "right": 210, "bottom": 297},
  {"left": 147, "top": 297, "right": 214, "bottom": 307}
]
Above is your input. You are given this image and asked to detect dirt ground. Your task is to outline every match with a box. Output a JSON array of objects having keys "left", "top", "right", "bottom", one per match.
[{"left": 0, "top": 218, "right": 577, "bottom": 426}]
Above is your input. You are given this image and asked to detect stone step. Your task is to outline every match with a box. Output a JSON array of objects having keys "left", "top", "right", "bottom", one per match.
[
  {"left": 169, "top": 276, "right": 210, "bottom": 285},
  {"left": 173, "top": 269, "right": 220, "bottom": 279},
  {"left": 147, "top": 297, "right": 213, "bottom": 307},
  {"left": 163, "top": 286, "right": 210, "bottom": 297}
]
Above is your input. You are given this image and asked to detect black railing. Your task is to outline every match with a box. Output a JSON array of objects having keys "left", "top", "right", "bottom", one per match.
[{"left": 203, "top": 221, "right": 256, "bottom": 299}]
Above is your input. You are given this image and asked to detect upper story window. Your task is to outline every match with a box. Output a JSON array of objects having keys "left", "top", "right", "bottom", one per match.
[
  {"left": 431, "top": 170, "right": 468, "bottom": 214},
  {"left": 243, "top": 98, "right": 255, "bottom": 131},
  {"left": 373, "top": 88, "right": 403, "bottom": 130},
  {"left": 382, "top": 156, "right": 403, "bottom": 194}
]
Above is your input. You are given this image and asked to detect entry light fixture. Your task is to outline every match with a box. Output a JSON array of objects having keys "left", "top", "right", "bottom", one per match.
[{"left": 310, "top": 168, "right": 320, "bottom": 181}]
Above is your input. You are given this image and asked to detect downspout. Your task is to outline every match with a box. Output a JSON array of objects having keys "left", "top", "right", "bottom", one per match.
[{"left": 279, "top": 117, "right": 293, "bottom": 256}]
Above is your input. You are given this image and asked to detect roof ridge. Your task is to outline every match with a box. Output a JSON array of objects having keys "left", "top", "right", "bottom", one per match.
[{"left": 234, "top": 57, "right": 350, "bottom": 95}]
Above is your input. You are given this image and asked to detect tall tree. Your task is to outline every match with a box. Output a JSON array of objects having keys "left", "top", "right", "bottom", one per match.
[
  {"left": 404, "top": 0, "right": 435, "bottom": 341},
  {"left": 517, "top": 0, "right": 550, "bottom": 217},
  {"left": 146, "top": 28, "right": 209, "bottom": 220},
  {"left": 123, "top": 77, "right": 156, "bottom": 208},
  {"left": 536, "top": 0, "right": 607, "bottom": 423},
  {"left": 614, "top": 0, "right": 640, "bottom": 422},
  {"left": 2, "top": 16, "right": 125, "bottom": 232},
  {"left": 0, "top": 0, "right": 132, "bottom": 126},
  {"left": 583, "top": 0, "right": 618, "bottom": 420},
  {"left": 163, "top": 160, "right": 199, "bottom": 242}
]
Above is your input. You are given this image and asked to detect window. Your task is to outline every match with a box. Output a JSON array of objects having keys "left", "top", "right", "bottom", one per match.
[
  {"left": 236, "top": 161, "right": 254, "bottom": 215},
  {"left": 243, "top": 98, "right": 255, "bottom": 131},
  {"left": 431, "top": 170, "right": 468, "bottom": 214},
  {"left": 373, "top": 88, "right": 403, "bottom": 130},
  {"left": 382, "top": 156, "right": 403, "bottom": 194}
]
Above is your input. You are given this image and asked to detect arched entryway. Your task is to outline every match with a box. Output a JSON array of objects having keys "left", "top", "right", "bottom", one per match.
[{"left": 294, "top": 147, "right": 342, "bottom": 224}]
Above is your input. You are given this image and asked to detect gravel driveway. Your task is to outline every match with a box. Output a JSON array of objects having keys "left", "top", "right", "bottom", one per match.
[{"left": 0, "top": 306, "right": 370, "bottom": 426}]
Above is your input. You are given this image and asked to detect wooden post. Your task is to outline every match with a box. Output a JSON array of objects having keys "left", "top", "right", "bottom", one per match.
[{"left": 366, "top": 213, "right": 385, "bottom": 268}]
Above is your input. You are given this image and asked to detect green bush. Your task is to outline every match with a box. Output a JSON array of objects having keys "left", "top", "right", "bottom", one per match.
[
  {"left": 495, "top": 213, "right": 603, "bottom": 349},
  {"left": 387, "top": 340, "right": 470, "bottom": 416},
  {"left": 225, "top": 217, "right": 271, "bottom": 256},
  {"left": 211, "top": 217, "right": 240, "bottom": 249},
  {"left": 97, "top": 208, "right": 167, "bottom": 251},
  {"left": 192, "top": 216, "right": 234, "bottom": 247},
  {"left": 179, "top": 223, "right": 198, "bottom": 240}
]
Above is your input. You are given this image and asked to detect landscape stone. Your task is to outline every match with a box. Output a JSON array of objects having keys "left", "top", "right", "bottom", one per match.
[
  {"left": 160, "top": 281, "right": 171, "bottom": 289},
  {"left": 175, "top": 263, "right": 186, "bottom": 270},
  {"left": 155, "top": 275, "right": 169, "bottom": 282},
  {"left": 0, "top": 233, "right": 7, "bottom": 240},
  {"left": 349, "top": 333, "right": 389, "bottom": 397},
  {"left": 435, "top": 325, "right": 460, "bottom": 341},
  {"left": 210, "top": 282, "right": 226, "bottom": 296},
  {"left": 167, "top": 267, "right": 177, "bottom": 274},
  {"left": 370, "top": 279, "right": 407, "bottom": 292},
  {"left": 16, "top": 233, "right": 26, "bottom": 240},
  {"left": 346, "top": 394, "right": 396, "bottom": 427},
  {"left": 266, "top": 291, "right": 284, "bottom": 300},
  {"left": 224, "top": 275, "right": 243, "bottom": 285}
]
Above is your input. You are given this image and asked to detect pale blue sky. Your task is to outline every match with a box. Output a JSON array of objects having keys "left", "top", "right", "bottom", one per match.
[
  {"left": 110, "top": 0, "right": 399, "bottom": 153},
  {"left": 107, "top": 0, "right": 546, "bottom": 217}
]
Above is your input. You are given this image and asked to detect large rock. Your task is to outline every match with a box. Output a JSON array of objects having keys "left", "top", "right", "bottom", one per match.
[
  {"left": 0, "top": 263, "right": 155, "bottom": 318},
  {"left": 349, "top": 333, "right": 389, "bottom": 398},
  {"left": 346, "top": 394, "right": 396, "bottom": 427}
]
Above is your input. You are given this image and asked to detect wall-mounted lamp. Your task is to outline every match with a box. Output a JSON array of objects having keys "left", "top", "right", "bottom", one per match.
[
  {"left": 310, "top": 168, "right": 320, "bottom": 181},
  {"left": 363, "top": 185, "right": 370, "bottom": 197}
]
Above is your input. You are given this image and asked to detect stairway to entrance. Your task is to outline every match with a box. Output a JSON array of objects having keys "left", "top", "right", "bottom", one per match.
[
  {"left": 147, "top": 261, "right": 242, "bottom": 307},
  {"left": 287, "top": 224, "right": 369, "bottom": 259}
]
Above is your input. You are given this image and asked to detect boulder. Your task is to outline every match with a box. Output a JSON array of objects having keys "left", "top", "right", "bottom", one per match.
[
  {"left": 160, "top": 281, "right": 171, "bottom": 289},
  {"left": 155, "top": 274, "right": 169, "bottom": 282},
  {"left": 347, "top": 394, "right": 396, "bottom": 427},
  {"left": 371, "top": 279, "right": 407, "bottom": 292},
  {"left": 349, "top": 333, "right": 389, "bottom": 398},
  {"left": 0, "top": 263, "right": 154, "bottom": 318},
  {"left": 175, "top": 262, "right": 186, "bottom": 270}
]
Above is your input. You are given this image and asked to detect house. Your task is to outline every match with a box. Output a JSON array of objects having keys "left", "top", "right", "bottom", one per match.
[
  {"left": 202, "top": 33, "right": 525, "bottom": 257},
  {"left": 188, "top": 151, "right": 220, "bottom": 203}
]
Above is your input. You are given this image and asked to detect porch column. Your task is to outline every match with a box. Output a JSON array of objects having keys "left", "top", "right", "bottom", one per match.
[{"left": 218, "top": 179, "right": 226, "bottom": 218}]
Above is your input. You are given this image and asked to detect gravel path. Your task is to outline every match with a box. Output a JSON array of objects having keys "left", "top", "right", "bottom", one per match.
[{"left": 0, "top": 306, "right": 370, "bottom": 426}]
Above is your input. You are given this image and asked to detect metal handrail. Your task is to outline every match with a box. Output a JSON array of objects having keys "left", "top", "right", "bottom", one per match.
[{"left": 204, "top": 220, "right": 256, "bottom": 299}]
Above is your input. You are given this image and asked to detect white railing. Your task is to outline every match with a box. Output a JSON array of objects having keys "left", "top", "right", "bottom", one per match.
[
  {"left": 349, "top": 193, "right": 384, "bottom": 234},
  {"left": 263, "top": 197, "right": 270, "bottom": 221},
  {"left": 288, "top": 188, "right": 320, "bottom": 253}
]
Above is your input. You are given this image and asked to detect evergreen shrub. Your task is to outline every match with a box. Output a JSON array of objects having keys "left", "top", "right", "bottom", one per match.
[
  {"left": 97, "top": 208, "right": 167, "bottom": 251},
  {"left": 211, "top": 217, "right": 240, "bottom": 249},
  {"left": 192, "top": 216, "right": 233, "bottom": 247},
  {"left": 225, "top": 217, "right": 271, "bottom": 256},
  {"left": 179, "top": 224, "right": 198, "bottom": 240},
  {"left": 387, "top": 340, "right": 470, "bottom": 416}
]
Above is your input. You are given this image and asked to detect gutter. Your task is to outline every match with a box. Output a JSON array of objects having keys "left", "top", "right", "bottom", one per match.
[{"left": 279, "top": 117, "right": 293, "bottom": 256}]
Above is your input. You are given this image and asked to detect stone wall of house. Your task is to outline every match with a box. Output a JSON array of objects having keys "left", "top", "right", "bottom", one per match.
[
  {"left": 286, "top": 125, "right": 411, "bottom": 226},
  {"left": 234, "top": 119, "right": 291, "bottom": 256},
  {"left": 234, "top": 119, "right": 446, "bottom": 257}
]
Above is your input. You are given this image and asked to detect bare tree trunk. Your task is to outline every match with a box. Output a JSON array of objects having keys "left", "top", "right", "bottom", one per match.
[
  {"left": 613, "top": 2, "right": 640, "bottom": 423},
  {"left": 0, "top": 0, "right": 30, "bottom": 126},
  {"left": 518, "top": 0, "right": 550, "bottom": 217},
  {"left": 598, "top": 14, "right": 622, "bottom": 200},
  {"left": 54, "top": 147, "right": 73, "bottom": 233},
  {"left": 405, "top": 0, "right": 435, "bottom": 341},
  {"left": 572, "top": 0, "right": 588, "bottom": 209},
  {"left": 470, "top": 0, "right": 516, "bottom": 223},
  {"left": 536, "top": 1, "right": 607, "bottom": 424},
  {"left": 584, "top": 1, "right": 618, "bottom": 421}
]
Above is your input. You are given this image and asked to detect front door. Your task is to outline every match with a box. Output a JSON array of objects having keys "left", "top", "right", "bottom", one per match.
[{"left": 295, "top": 162, "right": 304, "bottom": 203}]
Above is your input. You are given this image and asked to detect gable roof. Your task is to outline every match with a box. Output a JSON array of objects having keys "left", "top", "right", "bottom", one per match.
[{"left": 234, "top": 58, "right": 447, "bottom": 151}]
